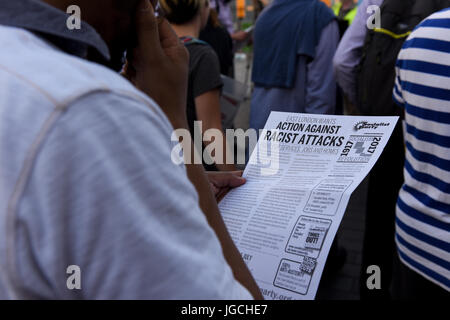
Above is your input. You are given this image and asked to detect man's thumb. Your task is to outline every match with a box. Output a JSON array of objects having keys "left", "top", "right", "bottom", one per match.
[{"left": 218, "top": 174, "right": 246, "bottom": 188}]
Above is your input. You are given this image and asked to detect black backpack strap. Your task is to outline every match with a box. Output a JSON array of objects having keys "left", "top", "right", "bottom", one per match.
[
  {"left": 356, "top": 0, "right": 450, "bottom": 116},
  {"left": 356, "top": 0, "right": 415, "bottom": 116}
]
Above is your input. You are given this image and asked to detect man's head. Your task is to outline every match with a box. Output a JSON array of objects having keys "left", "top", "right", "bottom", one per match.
[{"left": 43, "top": 0, "right": 156, "bottom": 70}]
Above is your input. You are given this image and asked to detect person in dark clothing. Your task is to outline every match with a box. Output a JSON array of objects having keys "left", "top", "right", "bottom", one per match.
[
  {"left": 160, "top": 0, "right": 236, "bottom": 171},
  {"left": 200, "top": 10, "right": 234, "bottom": 77},
  {"left": 361, "top": 121, "right": 405, "bottom": 299}
]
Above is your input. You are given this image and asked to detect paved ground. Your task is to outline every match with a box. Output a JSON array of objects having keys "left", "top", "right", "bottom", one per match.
[{"left": 232, "top": 55, "right": 369, "bottom": 300}]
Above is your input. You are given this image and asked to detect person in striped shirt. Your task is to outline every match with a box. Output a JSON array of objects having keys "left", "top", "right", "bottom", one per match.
[{"left": 392, "top": 7, "right": 450, "bottom": 298}]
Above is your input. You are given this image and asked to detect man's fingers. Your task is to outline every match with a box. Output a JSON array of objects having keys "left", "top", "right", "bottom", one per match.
[
  {"left": 231, "top": 170, "right": 244, "bottom": 177},
  {"left": 210, "top": 183, "right": 220, "bottom": 196},
  {"left": 225, "top": 175, "right": 246, "bottom": 188},
  {"left": 210, "top": 171, "right": 246, "bottom": 188},
  {"left": 134, "top": 0, "right": 162, "bottom": 56}
]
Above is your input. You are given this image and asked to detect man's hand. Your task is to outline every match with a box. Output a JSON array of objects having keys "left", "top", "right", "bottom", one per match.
[
  {"left": 124, "top": 0, "right": 190, "bottom": 129},
  {"left": 207, "top": 171, "right": 246, "bottom": 202}
]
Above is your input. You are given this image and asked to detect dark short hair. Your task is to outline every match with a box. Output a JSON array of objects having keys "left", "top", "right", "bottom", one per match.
[
  {"left": 112, "top": 0, "right": 141, "bottom": 12},
  {"left": 159, "top": 0, "right": 204, "bottom": 24}
]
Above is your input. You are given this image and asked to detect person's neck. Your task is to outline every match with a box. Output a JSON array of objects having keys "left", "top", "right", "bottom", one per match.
[{"left": 171, "top": 20, "right": 201, "bottom": 39}]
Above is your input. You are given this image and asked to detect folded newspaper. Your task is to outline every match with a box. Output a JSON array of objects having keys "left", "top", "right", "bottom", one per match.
[{"left": 219, "top": 112, "right": 399, "bottom": 300}]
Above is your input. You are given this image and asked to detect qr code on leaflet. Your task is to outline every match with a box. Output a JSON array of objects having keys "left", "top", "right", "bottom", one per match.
[{"left": 300, "top": 257, "right": 316, "bottom": 275}]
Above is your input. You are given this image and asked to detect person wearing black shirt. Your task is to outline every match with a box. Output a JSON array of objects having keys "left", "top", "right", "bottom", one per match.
[{"left": 159, "top": 0, "right": 236, "bottom": 171}]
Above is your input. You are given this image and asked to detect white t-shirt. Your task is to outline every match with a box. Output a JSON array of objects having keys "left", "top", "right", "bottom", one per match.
[{"left": 0, "top": 25, "right": 252, "bottom": 300}]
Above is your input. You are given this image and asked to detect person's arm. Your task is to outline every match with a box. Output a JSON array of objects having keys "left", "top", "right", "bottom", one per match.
[
  {"left": 231, "top": 30, "right": 250, "bottom": 42},
  {"left": 305, "top": 20, "right": 340, "bottom": 115},
  {"left": 124, "top": 0, "right": 262, "bottom": 299},
  {"left": 333, "top": 0, "right": 384, "bottom": 105},
  {"left": 195, "top": 89, "right": 236, "bottom": 171},
  {"left": 191, "top": 46, "right": 236, "bottom": 171}
]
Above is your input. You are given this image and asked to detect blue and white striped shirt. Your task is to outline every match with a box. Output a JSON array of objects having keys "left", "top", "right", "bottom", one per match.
[{"left": 393, "top": 8, "right": 450, "bottom": 291}]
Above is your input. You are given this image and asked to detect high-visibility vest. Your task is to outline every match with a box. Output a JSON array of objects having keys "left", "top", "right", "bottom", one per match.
[
  {"left": 320, "top": 0, "right": 332, "bottom": 7},
  {"left": 236, "top": 0, "right": 246, "bottom": 19},
  {"left": 332, "top": 1, "right": 358, "bottom": 25}
]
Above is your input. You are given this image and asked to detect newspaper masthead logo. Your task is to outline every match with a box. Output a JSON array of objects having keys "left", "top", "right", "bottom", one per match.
[{"left": 353, "top": 121, "right": 390, "bottom": 131}]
